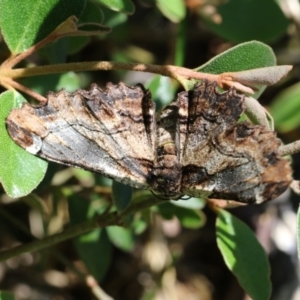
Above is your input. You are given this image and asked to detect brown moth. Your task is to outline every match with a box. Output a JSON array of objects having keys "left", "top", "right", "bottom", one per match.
[{"left": 6, "top": 81, "right": 292, "bottom": 204}]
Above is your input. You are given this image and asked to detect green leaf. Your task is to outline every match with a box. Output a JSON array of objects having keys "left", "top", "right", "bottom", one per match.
[
  {"left": 0, "top": 291, "right": 15, "bottom": 300},
  {"left": 197, "top": 41, "right": 276, "bottom": 74},
  {"left": 76, "top": 0, "right": 109, "bottom": 32},
  {"left": 146, "top": 76, "right": 175, "bottom": 110},
  {"left": 0, "top": 0, "right": 86, "bottom": 53},
  {"left": 0, "top": 91, "right": 48, "bottom": 198},
  {"left": 202, "top": 0, "right": 289, "bottom": 43},
  {"left": 68, "top": 194, "right": 112, "bottom": 281},
  {"left": 112, "top": 180, "right": 132, "bottom": 212},
  {"left": 171, "top": 197, "right": 205, "bottom": 210},
  {"left": 270, "top": 82, "right": 300, "bottom": 132},
  {"left": 56, "top": 72, "right": 83, "bottom": 92},
  {"left": 177, "top": 208, "right": 204, "bottom": 229},
  {"left": 97, "top": 0, "right": 135, "bottom": 14},
  {"left": 216, "top": 209, "right": 271, "bottom": 300},
  {"left": 106, "top": 226, "right": 135, "bottom": 251},
  {"left": 132, "top": 217, "right": 148, "bottom": 235},
  {"left": 101, "top": 5, "right": 127, "bottom": 27},
  {"left": 196, "top": 41, "right": 277, "bottom": 97},
  {"left": 80, "top": 0, "right": 104, "bottom": 24},
  {"left": 75, "top": 229, "right": 112, "bottom": 281},
  {"left": 157, "top": 202, "right": 204, "bottom": 229},
  {"left": 156, "top": 0, "right": 186, "bottom": 23},
  {"left": 38, "top": 0, "right": 105, "bottom": 62}
]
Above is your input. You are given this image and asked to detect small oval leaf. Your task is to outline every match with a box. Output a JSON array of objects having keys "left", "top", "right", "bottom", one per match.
[
  {"left": 197, "top": 41, "right": 276, "bottom": 74},
  {"left": 227, "top": 65, "right": 292, "bottom": 87},
  {"left": 157, "top": 202, "right": 204, "bottom": 229},
  {"left": 156, "top": 0, "right": 186, "bottom": 23},
  {"left": 270, "top": 82, "right": 300, "bottom": 132},
  {"left": 171, "top": 197, "right": 205, "bottom": 210},
  {"left": 216, "top": 209, "right": 271, "bottom": 300},
  {"left": 0, "top": 91, "right": 48, "bottom": 197},
  {"left": 202, "top": 0, "right": 289, "bottom": 43},
  {"left": 98, "top": 0, "right": 135, "bottom": 14},
  {"left": 74, "top": 228, "right": 113, "bottom": 281},
  {"left": 146, "top": 75, "right": 175, "bottom": 109},
  {"left": 106, "top": 226, "right": 135, "bottom": 251},
  {"left": 197, "top": 41, "right": 278, "bottom": 97},
  {"left": 0, "top": 0, "right": 86, "bottom": 53}
]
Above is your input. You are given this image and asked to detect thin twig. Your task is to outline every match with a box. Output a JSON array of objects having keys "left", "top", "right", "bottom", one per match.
[
  {"left": 1, "top": 16, "right": 108, "bottom": 69},
  {"left": 1, "top": 62, "right": 292, "bottom": 98},
  {"left": 1, "top": 77, "right": 47, "bottom": 102},
  {"left": 1, "top": 17, "right": 77, "bottom": 69},
  {"left": 4, "top": 61, "right": 220, "bottom": 82},
  {"left": 0, "top": 25, "right": 64, "bottom": 69},
  {"left": 0, "top": 212, "right": 117, "bottom": 262},
  {"left": 1, "top": 37, "right": 56, "bottom": 69},
  {"left": 279, "top": 140, "right": 300, "bottom": 156}
]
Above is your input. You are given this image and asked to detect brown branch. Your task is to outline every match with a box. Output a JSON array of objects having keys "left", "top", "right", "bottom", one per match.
[
  {"left": 0, "top": 211, "right": 117, "bottom": 262},
  {"left": 279, "top": 140, "right": 300, "bottom": 156},
  {"left": 1, "top": 17, "right": 79, "bottom": 69},
  {"left": 1, "top": 37, "right": 57, "bottom": 69},
  {"left": 1, "top": 17, "right": 109, "bottom": 69},
  {"left": 1, "top": 61, "right": 292, "bottom": 97},
  {"left": 1, "top": 77, "right": 47, "bottom": 102},
  {"left": 4, "top": 61, "right": 220, "bottom": 82}
]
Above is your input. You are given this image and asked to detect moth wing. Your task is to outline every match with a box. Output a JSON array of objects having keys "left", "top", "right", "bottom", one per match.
[
  {"left": 6, "top": 83, "right": 155, "bottom": 189},
  {"left": 180, "top": 81, "right": 291, "bottom": 203}
]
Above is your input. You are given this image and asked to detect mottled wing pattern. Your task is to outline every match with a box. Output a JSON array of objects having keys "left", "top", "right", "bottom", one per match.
[
  {"left": 180, "top": 81, "right": 292, "bottom": 203},
  {"left": 6, "top": 83, "right": 155, "bottom": 188},
  {"left": 6, "top": 81, "right": 292, "bottom": 203}
]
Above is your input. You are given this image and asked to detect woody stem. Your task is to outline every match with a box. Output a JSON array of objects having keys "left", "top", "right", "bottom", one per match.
[{"left": 2, "top": 61, "right": 219, "bottom": 83}]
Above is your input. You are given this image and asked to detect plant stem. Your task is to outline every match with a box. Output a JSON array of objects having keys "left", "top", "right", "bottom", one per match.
[
  {"left": 2, "top": 77, "right": 47, "bottom": 102},
  {"left": 1, "top": 17, "right": 79, "bottom": 69},
  {"left": 0, "top": 196, "right": 161, "bottom": 262},
  {"left": 1, "top": 35, "right": 57, "bottom": 69},
  {"left": 4, "top": 61, "right": 220, "bottom": 83},
  {"left": 279, "top": 140, "right": 300, "bottom": 156},
  {"left": 0, "top": 211, "right": 116, "bottom": 262}
]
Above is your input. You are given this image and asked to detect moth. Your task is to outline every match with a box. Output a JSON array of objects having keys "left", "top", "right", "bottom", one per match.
[{"left": 6, "top": 81, "right": 292, "bottom": 204}]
